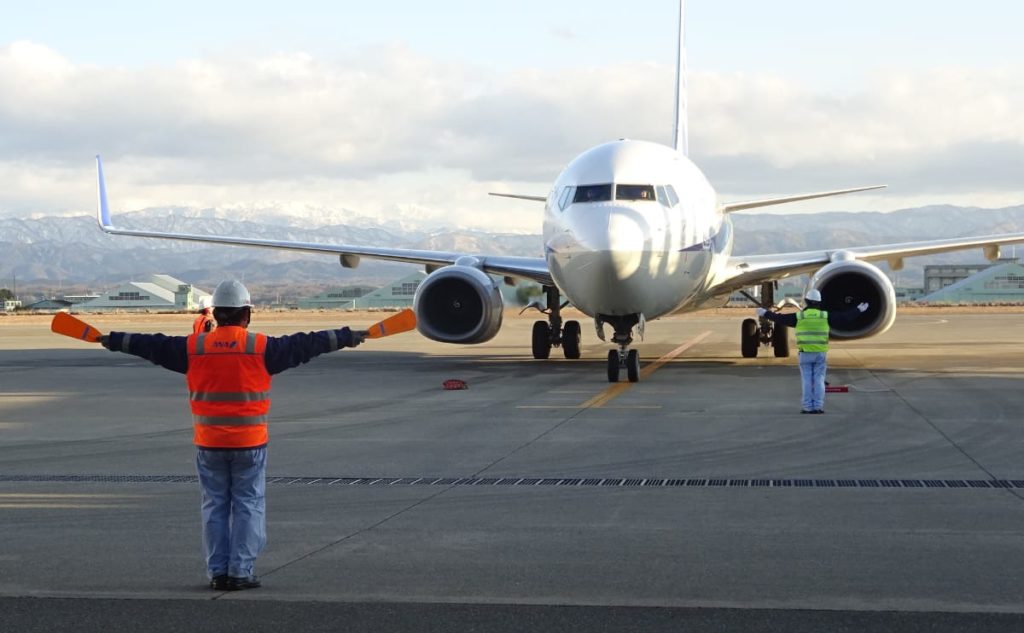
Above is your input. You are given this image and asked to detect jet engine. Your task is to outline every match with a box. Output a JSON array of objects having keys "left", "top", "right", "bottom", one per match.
[
  {"left": 413, "top": 263, "right": 503, "bottom": 344},
  {"left": 809, "top": 257, "right": 896, "bottom": 339}
]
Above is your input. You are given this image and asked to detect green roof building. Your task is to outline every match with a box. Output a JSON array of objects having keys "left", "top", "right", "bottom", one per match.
[
  {"left": 299, "top": 272, "right": 425, "bottom": 310},
  {"left": 352, "top": 272, "right": 424, "bottom": 309}
]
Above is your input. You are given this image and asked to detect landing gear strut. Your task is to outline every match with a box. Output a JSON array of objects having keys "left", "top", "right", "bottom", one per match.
[
  {"left": 741, "top": 281, "right": 790, "bottom": 358},
  {"left": 601, "top": 314, "right": 641, "bottom": 383},
  {"left": 529, "top": 285, "right": 581, "bottom": 360}
]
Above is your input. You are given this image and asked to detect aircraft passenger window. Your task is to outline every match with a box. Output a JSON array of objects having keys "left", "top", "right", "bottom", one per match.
[
  {"left": 656, "top": 185, "right": 670, "bottom": 207},
  {"left": 573, "top": 184, "right": 612, "bottom": 204},
  {"left": 558, "top": 186, "right": 574, "bottom": 210},
  {"left": 616, "top": 184, "right": 656, "bottom": 201},
  {"left": 665, "top": 185, "right": 680, "bottom": 207}
]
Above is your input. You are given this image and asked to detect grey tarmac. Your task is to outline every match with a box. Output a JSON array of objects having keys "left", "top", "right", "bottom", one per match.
[{"left": 2, "top": 309, "right": 1023, "bottom": 632}]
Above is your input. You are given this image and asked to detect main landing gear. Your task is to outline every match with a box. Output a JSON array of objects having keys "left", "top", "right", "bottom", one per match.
[
  {"left": 741, "top": 281, "right": 790, "bottom": 358},
  {"left": 598, "top": 314, "right": 641, "bottom": 383},
  {"left": 528, "top": 285, "right": 581, "bottom": 360},
  {"left": 523, "top": 287, "right": 642, "bottom": 383}
]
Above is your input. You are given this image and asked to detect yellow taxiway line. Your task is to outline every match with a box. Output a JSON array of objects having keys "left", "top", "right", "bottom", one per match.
[{"left": 580, "top": 330, "right": 713, "bottom": 409}]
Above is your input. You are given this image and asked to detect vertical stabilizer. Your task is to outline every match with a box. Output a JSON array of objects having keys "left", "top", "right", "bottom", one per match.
[{"left": 671, "top": 0, "right": 688, "bottom": 156}]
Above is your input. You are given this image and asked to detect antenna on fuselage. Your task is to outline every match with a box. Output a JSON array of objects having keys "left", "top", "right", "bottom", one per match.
[{"left": 671, "top": 0, "right": 688, "bottom": 156}]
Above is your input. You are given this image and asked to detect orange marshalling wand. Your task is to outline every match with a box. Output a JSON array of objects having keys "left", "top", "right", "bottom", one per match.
[
  {"left": 365, "top": 309, "right": 417, "bottom": 339},
  {"left": 51, "top": 312, "right": 104, "bottom": 343}
]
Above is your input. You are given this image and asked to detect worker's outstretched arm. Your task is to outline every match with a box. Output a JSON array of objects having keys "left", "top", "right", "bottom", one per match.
[
  {"left": 264, "top": 328, "right": 364, "bottom": 375},
  {"left": 827, "top": 303, "right": 869, "bottom": 326},
  {"left": 755, "top": 308, "right": 798, "bottom": 328},
  {"left": 100, "top": 332, "right": 189, "bottom": 374}
]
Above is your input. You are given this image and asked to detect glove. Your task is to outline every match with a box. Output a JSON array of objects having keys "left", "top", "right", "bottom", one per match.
[
  {"left": 98, "top": 335, "right": 110, "bottom": 348},
  {"left": 755, "top": 307, "right": 767, "bottom": 317},
  {"left": 857, "top": 302, "right": 869, "bottom": 312},
  {"left": 349, "top": 330, "right": 368, "bottom": 347}
]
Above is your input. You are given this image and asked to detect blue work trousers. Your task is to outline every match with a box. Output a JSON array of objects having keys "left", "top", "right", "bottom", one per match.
[
  {"left": 798, "top": 351, "right": 827, "bottom": 412},
  {"left": 196, "top": 447, "right": 267, "bottom": 579}
]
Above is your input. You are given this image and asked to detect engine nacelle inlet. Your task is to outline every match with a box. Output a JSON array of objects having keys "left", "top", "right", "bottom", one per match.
[
  {"left": 809, "top": 259, "right": 896, "bottom": 339},
  {"left": 413, "top": 265, "right": 504, "bottom": 344}
]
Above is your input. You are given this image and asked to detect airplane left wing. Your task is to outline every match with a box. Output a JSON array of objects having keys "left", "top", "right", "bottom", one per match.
[
  {"left": 95, "top": 156, "right": 553, "bottom": 286},
  {"left": 708, "top": 231, "right": 1024, "bottom": 298}
]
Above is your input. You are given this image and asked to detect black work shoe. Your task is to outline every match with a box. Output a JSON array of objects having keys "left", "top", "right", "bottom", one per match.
[
  {"left": 228, "top": 576, "right": 261, "bottom": 591},
  {"left": 812, "top": 409, "right": 825, "bottom": 414},
  {"left": 800, "top": 409, "right": 813, "bottom": 414},
  {"left": 209, "top": 574, "right": 230, "bottom": 591}
]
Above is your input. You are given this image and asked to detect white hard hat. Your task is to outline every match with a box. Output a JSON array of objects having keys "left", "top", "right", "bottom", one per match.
[
  {"left": 197, "top": 296, "right": 211, "bottom": 310},
  {"left": 805, "top": 289, "right": 822, "bottom": 303},
  {"left": 212, "top": 280, "right": 252, "bottom": 308}
]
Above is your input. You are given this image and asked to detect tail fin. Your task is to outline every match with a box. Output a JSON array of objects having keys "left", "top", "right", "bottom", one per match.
[{"left": 672, "top": 0, "right": 688, "bottom": 156}]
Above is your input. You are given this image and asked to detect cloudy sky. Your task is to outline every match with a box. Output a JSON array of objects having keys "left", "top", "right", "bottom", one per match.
[{"left": 1, "top": 0, "right": 1022, "bottom": 231}]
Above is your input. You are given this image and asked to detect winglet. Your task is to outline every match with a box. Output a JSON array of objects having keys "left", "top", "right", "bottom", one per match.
[{"left": 95, "top": 155, "right": 114, "bottom": 231}]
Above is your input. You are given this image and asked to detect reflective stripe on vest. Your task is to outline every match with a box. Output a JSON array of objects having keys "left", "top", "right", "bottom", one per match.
[
  {"left": 795, "top": 309, "right": 830, "bottom": 352},
  {"left": 186, "top": 327, "right": 271, "bottom": 449}
]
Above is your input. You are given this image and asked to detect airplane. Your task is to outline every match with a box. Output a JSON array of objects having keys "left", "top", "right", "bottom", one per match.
[{"left": 95, "top": 0, "right": 1024, "bottom": 383}]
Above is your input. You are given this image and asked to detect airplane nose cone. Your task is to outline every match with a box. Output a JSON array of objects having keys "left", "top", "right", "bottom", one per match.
[
  {"left": 606, "top": 210, "right": 646, "bottom": 280},
  {"left": 547, "top": 204, "right": 655, "bottom": 317}
]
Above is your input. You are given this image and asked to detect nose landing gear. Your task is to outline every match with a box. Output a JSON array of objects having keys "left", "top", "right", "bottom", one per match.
[{"left": 600, "top": 314, "right": 641, "bottom": 382}]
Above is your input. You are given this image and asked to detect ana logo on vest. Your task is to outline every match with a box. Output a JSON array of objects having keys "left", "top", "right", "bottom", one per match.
[{"left": 212, "top": 341, "right": 238, "bottom": 349}]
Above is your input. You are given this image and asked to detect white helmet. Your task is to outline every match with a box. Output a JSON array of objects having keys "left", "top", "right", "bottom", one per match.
[
  {"left": 196, "top": 296, "right": 211, "bottom": 310},
  {"left": 805, "top": 289, "right": 822, "bottom": 303},
  {"left": 212, "top": 280, "right": 252, "bottom": 308}
]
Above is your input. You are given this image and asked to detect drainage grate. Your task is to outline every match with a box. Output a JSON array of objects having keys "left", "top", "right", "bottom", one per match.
[{"left": 1, "top": 473, "right": 1022, "bottom": 491}]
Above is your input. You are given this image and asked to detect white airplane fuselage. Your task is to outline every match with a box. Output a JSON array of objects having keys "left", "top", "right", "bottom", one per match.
[{"left": 543, "top": 139, "right": 731, "bottom": 320}]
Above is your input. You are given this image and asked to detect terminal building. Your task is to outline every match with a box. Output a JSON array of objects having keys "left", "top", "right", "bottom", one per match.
[
  {"left": 77, "top": 275, "right": 211, "bottom": 312},
  {"left": 297, "top": 286, "right": 374, "bottom": 310},
  {"left": 922, "top": 262, "right": 997, "bottom": 294},
  {"left": 918, "top": 259, "right": 1024, "bottom": 304}
]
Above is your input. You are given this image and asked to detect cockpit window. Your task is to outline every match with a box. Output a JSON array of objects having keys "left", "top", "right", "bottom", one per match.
[
  {"left": 665, "top": 185, "right": 680, "bottom": 207},
  {"left": 558, "top": 186, "right": 574, "bottom": 211},
  {"left": 573, "top": 184, "right": 613, "bottom": 204},
  {"left": 616, "top": 184, "right": 656, "bottom": 201},
  {"left": 656, "top": 185, "right": 670, "bottom": 207}
]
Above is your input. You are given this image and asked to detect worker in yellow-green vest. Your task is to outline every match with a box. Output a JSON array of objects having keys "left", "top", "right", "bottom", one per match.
[{"left": 756, "top": 289, "right": 868, "bottom": 414}]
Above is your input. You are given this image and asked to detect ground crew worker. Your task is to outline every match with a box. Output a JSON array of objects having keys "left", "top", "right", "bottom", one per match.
[
  {"left": 756, "top": 289, "right": 868, "bottom": 414},
  {"left": 97, "top": 279, "right": 366, "bottom": 591},
  {"left": 192, "top": 297, "right": 215, "bottom": 334}
]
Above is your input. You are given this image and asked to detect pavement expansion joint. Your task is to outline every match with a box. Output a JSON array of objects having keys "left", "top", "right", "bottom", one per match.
[{"left": 2, "top": 473, "right": 1023, "bottom": 491}]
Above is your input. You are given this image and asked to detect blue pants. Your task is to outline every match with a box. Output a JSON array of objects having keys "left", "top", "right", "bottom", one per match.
[
  {"left": 196, "top": 447, "right": 267, "bottom": 579},
  {"left": 798, "top": 351, "right": 827, "bottom": 412}
]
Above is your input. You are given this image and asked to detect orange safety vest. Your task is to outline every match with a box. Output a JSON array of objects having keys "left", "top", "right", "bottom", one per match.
[
  {"left": 192, "top": 313, "right": 215, "bottom": 334},
  {"left": 186, "top": 326, "right": 271, "bottom": 449}
]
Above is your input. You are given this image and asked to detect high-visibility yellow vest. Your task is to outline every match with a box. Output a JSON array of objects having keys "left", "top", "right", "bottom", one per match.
[{"left": 795, "top": 308, "right": 829, "bottom": 353}]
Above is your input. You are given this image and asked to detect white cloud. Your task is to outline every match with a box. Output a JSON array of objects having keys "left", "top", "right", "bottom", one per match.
[{"left": 0, "top": 41, "right": 1022, "bottom": 230}]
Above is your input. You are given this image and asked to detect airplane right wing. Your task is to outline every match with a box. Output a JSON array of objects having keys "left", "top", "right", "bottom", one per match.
[
  {"left": 708, "top": 231, "right": 1024, "bottom": 298},
  {"left": 95, "top": 156, "right": 553, "bottom": 287},
  {"left": 720, "top": 185, "right": 887, "bottom": 213}
]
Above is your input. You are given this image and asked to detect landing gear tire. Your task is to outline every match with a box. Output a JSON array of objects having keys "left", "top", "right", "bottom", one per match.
[
  {"left": 772, "top": 324, "right": 790, "bottom": 357},
  {"left": 607, "top": 350, "right": 620, "bottom": 382},
  {"left": 741, "top": 318, "right": 759, "bottom": 358},
  {"left": 532, "top": 321, "right": 551, "bottom": 359},
  {"left": 626, "top": 349, "right": 640, "bottom": 383},
  {"left": 562, "top": 320, "right": 581, "bottom": 359}
]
